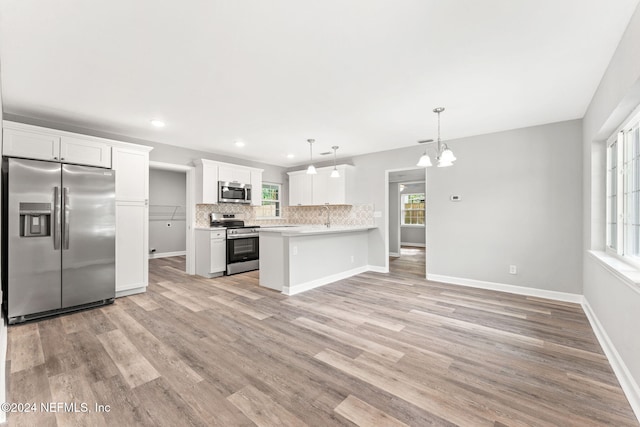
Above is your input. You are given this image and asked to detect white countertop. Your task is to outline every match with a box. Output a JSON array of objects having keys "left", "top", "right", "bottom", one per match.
[
  {"left": 259, "top": 225, "right": 376, "bottom": 236},
  {"left": 195, "top": 226, "right": 226, "bottom": 231}
]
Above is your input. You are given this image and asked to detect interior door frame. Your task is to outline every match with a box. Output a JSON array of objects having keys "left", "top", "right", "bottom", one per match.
[
  {"left": 149, "top": 161, "right": 196, "bottom": 275},
  {"left": 384, "top": 167, "right": 427, "bottom": 276}
]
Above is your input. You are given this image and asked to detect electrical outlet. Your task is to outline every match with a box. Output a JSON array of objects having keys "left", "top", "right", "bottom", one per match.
[
  {"left": 509, "top": 265, "right": 517, "bottom": 274},
  {"left": 350, "top": 255, "right": 354, "bottom": 263},
  {"left": 293, "top": 246, "right": 298, "bottom": 255}
]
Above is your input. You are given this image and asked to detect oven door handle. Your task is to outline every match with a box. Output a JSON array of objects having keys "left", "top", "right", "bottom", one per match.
[{"left": 227, "top": 233, "right": 259, "bottom": 239}]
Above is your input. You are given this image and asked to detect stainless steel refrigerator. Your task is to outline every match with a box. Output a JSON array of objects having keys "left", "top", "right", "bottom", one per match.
[{"left": 2, "top": 157, "right": 116, "bottom": 324}]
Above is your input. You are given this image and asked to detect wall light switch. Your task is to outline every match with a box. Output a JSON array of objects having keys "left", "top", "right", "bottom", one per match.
[
  {"left": 373, "top": 211, "right": 382, "bottom": 218},
  {"left": 450, "top": 195, "right": 461, "bottom": 202}
]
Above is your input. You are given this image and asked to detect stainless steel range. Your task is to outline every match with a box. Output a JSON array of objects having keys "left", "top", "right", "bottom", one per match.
[{"left": 209, "top": 214, "right": 259, "bottom": 275}]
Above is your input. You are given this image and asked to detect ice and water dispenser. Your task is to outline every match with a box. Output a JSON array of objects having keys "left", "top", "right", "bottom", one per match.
[{"left": 19, "top": 202, "right": 51, "bottom": 237}]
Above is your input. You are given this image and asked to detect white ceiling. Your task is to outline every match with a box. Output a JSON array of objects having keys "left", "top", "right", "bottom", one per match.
[{"left": 1, "top": 0, "right": 638, "bottom": 167}]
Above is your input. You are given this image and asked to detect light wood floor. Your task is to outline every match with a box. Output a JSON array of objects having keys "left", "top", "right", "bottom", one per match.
[
  {"left": 6, "top": 255, "right": 638, "bottom": 426},
  {"left": 389, "top": 246, "right": 426, "bottom": 278}
]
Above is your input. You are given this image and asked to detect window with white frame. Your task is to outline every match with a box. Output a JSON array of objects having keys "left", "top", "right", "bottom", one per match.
[
  {"left": 401, "top": 193, "right": 425, "bottom": 226},
  {"left": 256, "top": 183, "right": 281, "bottom": 218},
  {"left": 606, "top": 110, "right": 640, "bottom": 264}
]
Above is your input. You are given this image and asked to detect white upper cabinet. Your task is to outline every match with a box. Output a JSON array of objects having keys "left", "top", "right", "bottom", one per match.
[
  {"left": 195, "top": 159, "right": 219, "bottom": 204},
  {"left": 3, "top": 128, "right": 61, "bottom": 161},
  {"left": 289, "top": 165, "right": 355, "bottom": 206},
  {"left": 195, "top": 159, "right": 263, "bottom": 205},
  {"left": 288, "top": 171, "right": 314, "bottom": 206},
  {"left": 60, "top": 136, "right": 111, "bottom": 168},
  {"left": 218, "top": 165, "right": 251, "bottom": 184},
  {"left": 250, "top": 169, "right": 263, "bottom": 206},
  {"left": 112, "top": 146, "right": 150, "bottom": 201},
  {"left": 2, "top": 122, "right": 112, "bottom": 168}
]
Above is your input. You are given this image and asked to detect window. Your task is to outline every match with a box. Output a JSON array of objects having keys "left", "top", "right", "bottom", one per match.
[
  {"left": 256, "top": 183, "right": 281, "bottom": 218},
  {"left": 401, "top": 193, "right": 425, "bottom": 225},
  {"left": 607, "top": 111, "right": 640, "bottom": 264}
]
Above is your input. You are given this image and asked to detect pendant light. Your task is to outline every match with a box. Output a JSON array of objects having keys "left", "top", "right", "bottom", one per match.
[
  {"left": 417, "top": 107, "right": 456, "bottom": 168},
  {"left": 330, "top": 146, "right": 340, "bottom": 178},
  {"left": 306, "top": 139, "right": 317, "bottom": 175}
]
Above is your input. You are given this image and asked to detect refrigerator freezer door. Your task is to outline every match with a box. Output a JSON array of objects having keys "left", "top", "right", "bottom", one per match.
[
  {"left": 7, "top": 158, "right": 62, "bottom": 318},
  {"left": 61, "top": 164, "right": 115, "bottom": 307}
]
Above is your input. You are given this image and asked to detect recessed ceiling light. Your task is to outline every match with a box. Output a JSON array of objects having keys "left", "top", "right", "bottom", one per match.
[
  {"left": 150, "top": 119, "right": 165, "bottom": 128},
  {"left": 287, "top": 154, "right": 295, "bottom": 159},
  {"left": 235, "top": 141, "right": 245, "bottom": 147}
]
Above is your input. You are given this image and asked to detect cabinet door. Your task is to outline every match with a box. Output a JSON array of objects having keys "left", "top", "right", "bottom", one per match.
[
  {"left": 116, "top": 202, "right": 148, "bottom": 293},
  {"left": 312, "top": 169, "right": 331, "bottom": 205},
  {"left": 112, "top": 147, "right": 149, "bottom": 202},
  {"left": 60, "top": 136, "right": 112, "bottom": 168},
  {"left": 289, "top": 173, "right": 313, "bottom": 206},
  {"left": 2, "top": 128, "right": 60, "bottom": 161},
  {"left": 325, "top": 170, "right": 346, "bottom": 204},
  {"left": 201, "top": 163, "right": 218, "bottom": 204},
  {"left": 250, "top": 170, "right": 262, "bottom": 206},
  {"left": 219, "top": 165, "right": 251, "bottom": 184},
  {"left": 210, "top": 233, "right": 227, "bottom": 273}
]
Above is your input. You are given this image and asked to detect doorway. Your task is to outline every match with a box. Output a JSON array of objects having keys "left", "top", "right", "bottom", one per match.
[
  {"left": 386, "top": 168, "right": 426, "bottom": 278},
  {"left": 149, "top": 161, "right": 196, "bottom": 274}
]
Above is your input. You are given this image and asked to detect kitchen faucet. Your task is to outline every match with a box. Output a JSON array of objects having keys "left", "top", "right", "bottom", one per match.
[{"left": 322, "top": 205, "right": 331, "bottom": 228}]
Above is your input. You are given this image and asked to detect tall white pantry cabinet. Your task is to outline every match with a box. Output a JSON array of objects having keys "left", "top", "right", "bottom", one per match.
[{"left": 1, "top": 121, "right": 152, "bottom": 297}]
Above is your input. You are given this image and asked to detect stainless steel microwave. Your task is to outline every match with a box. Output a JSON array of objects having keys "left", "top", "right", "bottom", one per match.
[{"left": 218, "top": 181, "right": 252, "bottom": 204}]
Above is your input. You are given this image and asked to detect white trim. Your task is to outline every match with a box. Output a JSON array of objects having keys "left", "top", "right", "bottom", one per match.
[
  {"left": 116, "top": 285, "right": 147, "bottom": 298},
  {"left": 389, "top": 252, "right": 400, "bottom": 258},
  {"left": 400, "top": 242, "right": 425, "bottom": 247},
  {"left": 582, "top": 298, "right": 640, "bottom": 421},
  {"left": 366, "top": 265, "right": 389, "bottom": 273},
  {"left": 284, "top": 266, "right": 369, "bottom": 295},
  {"left": 588, "top": 250, "right": 640, "bottom": 294},
  {"left": 0, "top": 317, "right": 6, "bottom": 424},
  {"left": 283, "top": 265, "right": 387, "bottom": 295},
  {"left": 149, "top": 161, "right": 196, "bottom": 275},
  {"left": 426, "top": 274, "right": 584, "bottom": 304},
  {"left": 149, "top": 250, "right": 186, "bottom": 259}
]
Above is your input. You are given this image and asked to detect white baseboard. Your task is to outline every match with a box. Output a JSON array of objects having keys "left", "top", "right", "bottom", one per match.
[
  {"left": 149, "top": 251, "right": 186, "bottom": 259},
  {"left": 0, "top": 317, "right": 6, "bottom": 424},
  {"left": 426, "top": 274, "right": 584, "bottom": 304},
  {"left": 284, "top": 265, "right": 390, "bottom": 295},
  {"left": 400, "top": 242, "right": 425, "bottom": 247},
  {"left": 583, "top": 299, "right": 640, "bottom": 421},
  {"left": 389, "top": 252, "right": 400, "bottom": 258},
  {"left": 367, "top": 265, "right": 389, "bottom": 273},
  {"left": 116, "top": 286, "right": 147, "bottom": 298}
]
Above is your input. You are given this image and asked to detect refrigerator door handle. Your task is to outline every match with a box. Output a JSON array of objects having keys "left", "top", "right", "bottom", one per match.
[
  {"left": 53, "top": 186, "right": 61, "bottom": 249},
  {"left": 63, "top": 187, "right": 70, "bottom": 250}
]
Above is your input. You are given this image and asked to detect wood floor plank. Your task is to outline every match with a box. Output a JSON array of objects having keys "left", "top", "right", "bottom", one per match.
[
  {"left": 334, "top": 394, "right": 409, "bottom": 427},
  {"left": 294, "top": 316, "right": 405, "bottom": 362},
  {"left": 9, "top": 322, "right": 44, "bottom": 373},
  {"left": 96, "top": 329, "right": 160, "bottom": 388},
  {"left": 227, "top": 384, "right": 308, "bottom": 427},
  {"left": 48, "top": 367, "right": 107, "bottom": 427},
  {"left": 6, "top": 253, "right": 638, "bottom": 427}
]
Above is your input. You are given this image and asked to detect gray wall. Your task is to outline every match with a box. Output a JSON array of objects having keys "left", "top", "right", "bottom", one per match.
[
  {"left": 399, "top": 182, "right": 425, "bottom": 246},
  {"left": 583, "top": 2, "right": 640, "bottom": 402},
  {"left": 0, "top": 62, "right": 6, "bottom": 424},
  {"left": 149, "top": 169, "right": 186, "bottom": 255},
  {"left": 427, "top": 120, "right": 583, "bottom": 293},
  {"left": 342, "top": 119, "right": 583, "bottom": 296}
]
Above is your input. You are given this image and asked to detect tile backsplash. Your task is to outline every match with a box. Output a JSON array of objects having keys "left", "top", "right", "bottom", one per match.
[{"left": 195, "top": 204, "right": 374, "bottom": 228}]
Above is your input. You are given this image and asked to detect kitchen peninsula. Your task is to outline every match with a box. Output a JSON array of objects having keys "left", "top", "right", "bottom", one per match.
[{"left": 259, "top": 225, "right": 377, "bottom": 295}]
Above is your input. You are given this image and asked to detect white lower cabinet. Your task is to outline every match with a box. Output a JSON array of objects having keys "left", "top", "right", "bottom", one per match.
[
  {"left": 195, "top": 229, "right": 227, "bottom": 278},
  {"left": 115, "top": 201, "right": 148, "bottom": 296}
]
